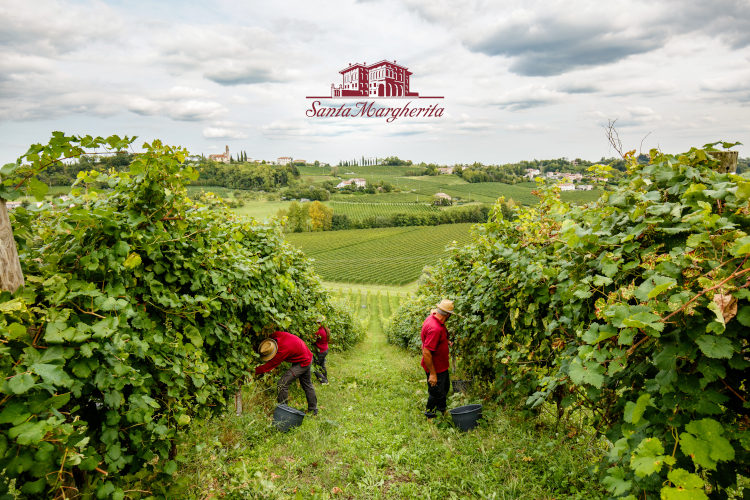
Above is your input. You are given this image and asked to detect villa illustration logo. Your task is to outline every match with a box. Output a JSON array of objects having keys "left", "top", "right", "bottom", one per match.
[{"left": 306, "top": 59, "right": 444, "bottom": 122}]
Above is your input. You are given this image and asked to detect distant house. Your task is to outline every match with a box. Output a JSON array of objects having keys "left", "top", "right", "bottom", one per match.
[
  {"left": 558, "top": 183, "right": 575, "bottom": 191},
  {"left": 336, "top": 178, "right": 367, "bottom": 189},
  {"left": 437, "top": 167, "right": 453, "bottom": 175},
  {"left": 524, "top": 168, "right": 541, "bottom": 179},
  {"left": 577, "top": 184, "right": 594, "bottom": 191},
  {"left": 209, "top": 145, "right": 230, "bottom": 164},
  {"left": 433, "top": 192, "right": 452, "bottom": 206},
  {"left": 5, "top": 201, "right": 22, "bottom": 210},
  {"left": 294, "top": 159, "right": 307, "bottom": 165},
  {"left": 277, "top": 156, "right": 293, "bottom": 165}
]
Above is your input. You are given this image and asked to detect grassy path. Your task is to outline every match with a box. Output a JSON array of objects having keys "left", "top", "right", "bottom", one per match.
[{"left": 175, "top": 310, "right": 604, "bottom": 499}]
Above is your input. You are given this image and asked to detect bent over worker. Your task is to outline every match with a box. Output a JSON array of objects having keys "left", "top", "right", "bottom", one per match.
[
  {"left": 256, "top": 330, "right": 318, "bottom": 415},
  {"left": 421, "top": 299, "right": 453, "bottom": 418}
]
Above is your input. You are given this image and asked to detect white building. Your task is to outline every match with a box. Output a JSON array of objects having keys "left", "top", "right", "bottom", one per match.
[
  {"left": 277, "top": 156, "right": 293, "bottom": 165},
  {"left": 524, "top": 168, "right": 541, "bottom": 179},
  {"left": 209, "top": 145, "right": 230, "bottom": 164},
  {"left": 558, "top": 183, "right": 575, "bottom": 191},
  {"left": 336, "top": 178, "right": 367, "bottom": 189},
  {"left": 577, "top": 184, "right": 594, "bottom": 191}
]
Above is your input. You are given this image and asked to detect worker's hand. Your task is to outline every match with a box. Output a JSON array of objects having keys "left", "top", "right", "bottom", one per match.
[{"left": 428, "top": 373, "right": 437, "bottom": 386}]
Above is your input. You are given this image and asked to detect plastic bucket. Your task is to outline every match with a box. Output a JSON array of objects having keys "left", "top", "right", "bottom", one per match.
[
  {"left": 452, "top": 379, "right": 471, "bottom": 393},
  {"left": 272, "top": 404, "right": 305, "bottom": 432},
  {"left": 449, "top": 404, "right": 482, "bottom": 432}
]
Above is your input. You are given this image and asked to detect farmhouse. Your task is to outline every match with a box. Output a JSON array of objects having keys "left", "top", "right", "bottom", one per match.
[
  {"left": 524, "top": 168, "right": 541, "bottom": 179},
  {"left": 336, "top": 178, "right": 367, "bottom": 189},
  {"left": 209, "top": 145, "right": 230, "bottom": 163},
  {"left": 277, "top": 157, "right": 293, "bottom": 165},
  {"left": 437, "top": 167, "right": 453, "bottom": 175},
  {"left": 577, "top": 184, "right": 594, "bottom": 191},
  {"left": 558, "top": 183, "right": 575, "bottom": 191}
]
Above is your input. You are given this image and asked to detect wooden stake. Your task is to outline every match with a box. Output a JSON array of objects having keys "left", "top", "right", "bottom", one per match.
[
  {"left": 234, "top": 389, "right": 243, "bottom": 416},
  {"left": 712, "top": 151, "right": 738, "bottom": 173},
  {"left": 0, "top": 200, "right": 24, "bottom": 293}
]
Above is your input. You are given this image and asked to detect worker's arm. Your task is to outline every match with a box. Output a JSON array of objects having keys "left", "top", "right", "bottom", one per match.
[{"left": 422, "top": 347, "right": 437, "bottom": 386}]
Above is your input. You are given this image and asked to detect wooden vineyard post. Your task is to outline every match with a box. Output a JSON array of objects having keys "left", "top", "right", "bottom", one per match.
[
  {"left": 712, "top": 151, "right": 738, "bottom": 173},
  {"left": 0, "top": 199, "right": 24, "bottom": 293},
  {"left": 234, "top": 388, "right": 243, "bottom": 416}
]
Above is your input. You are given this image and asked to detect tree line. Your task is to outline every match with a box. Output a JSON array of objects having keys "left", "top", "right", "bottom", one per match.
[{"left": 277, "top": 202, "right": 505, "bottom": 232}]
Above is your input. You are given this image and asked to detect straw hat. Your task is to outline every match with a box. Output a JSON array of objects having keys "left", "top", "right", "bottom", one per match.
[
  {"left": 258, "top": 339, "right": 278, "bottom": 361},
  {"left": 435, "top": 299, "right": 454, "bottom": 316}
]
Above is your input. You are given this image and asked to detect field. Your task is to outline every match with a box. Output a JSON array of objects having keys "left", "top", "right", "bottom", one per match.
[
  {"left": 326, "top": 200, "right": 439, "bottom": 220},
  {"left": 285, "top": 223, "right": 474, "bottom": 285}
]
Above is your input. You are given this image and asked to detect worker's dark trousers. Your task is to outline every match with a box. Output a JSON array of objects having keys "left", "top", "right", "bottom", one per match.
[
  {"left": 313, "top": 349, "right": 328, "bottom": 383},
  {"left": 278, "top": 363, "right": 318, "bottom": 413},
  {"left": 425, "top": 370, "right": 450, "bottom": 416}
]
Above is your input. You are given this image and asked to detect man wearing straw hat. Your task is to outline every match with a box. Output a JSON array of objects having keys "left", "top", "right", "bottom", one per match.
[
  {"left": 255, "top": 330, "right": 318, "bottom": 416},
  {"left": 421, "top": 299, "right": 454, "bottom": 418}
]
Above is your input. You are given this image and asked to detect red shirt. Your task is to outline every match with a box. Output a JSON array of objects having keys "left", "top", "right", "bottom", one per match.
[
  {"left": 315, "top": 326, "right": 329, "bottom": 352},
  {"left": 420, "top": 313, "right": 450, "bottom": 374},
  {"left": 255, "top": 331, "right": 313, "bottom": 374}
]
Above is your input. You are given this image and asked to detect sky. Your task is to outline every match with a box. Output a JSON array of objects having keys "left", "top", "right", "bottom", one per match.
[{"left": 1, "top": 0, "right": 749, "bottom": 165}]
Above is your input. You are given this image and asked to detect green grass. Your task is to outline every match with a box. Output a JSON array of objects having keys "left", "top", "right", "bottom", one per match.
[
  {"left": 171, "top": 291, "right": 607, "bottom": 499},
  {"left": 285, "top": 224, "right": 473, "bottom": 285},
  {"left": 232, "top": 200, "right": 291, "bottom": 220}
]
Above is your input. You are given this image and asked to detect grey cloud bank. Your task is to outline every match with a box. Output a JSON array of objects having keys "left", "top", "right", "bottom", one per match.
[{"left": 0, "top": 0, "right": 747, "bottom": 164}]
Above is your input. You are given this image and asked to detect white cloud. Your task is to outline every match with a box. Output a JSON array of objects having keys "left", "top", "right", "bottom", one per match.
[{"left": 128, "top": 94, "right": 226, "bottom": 122}]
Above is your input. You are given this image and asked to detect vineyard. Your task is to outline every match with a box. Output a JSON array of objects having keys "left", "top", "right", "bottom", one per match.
[
  {"left": 326, "top": 200, "right": 439, "bottom": 221},
  {"left": 0, "top": 134, "right": 363, "bottom": 498},
  {"left": 387, "top": 145, "right": 749, "bottom": 498},
  {"left": 285, "top": 224, "right": 473, "bottom": 285}
]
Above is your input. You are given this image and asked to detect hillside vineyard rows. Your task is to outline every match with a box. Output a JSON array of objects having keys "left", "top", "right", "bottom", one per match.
[
  {"left": 325, "top": 200, "right": 440, "bottom": 220},
  {"left": 285, "top": 224, "right": 473, "bottom": 284}
]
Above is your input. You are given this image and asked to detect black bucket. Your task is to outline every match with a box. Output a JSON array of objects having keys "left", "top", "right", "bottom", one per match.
[
  {"left": 449, "top": 404, "right": 482, "bottom": 432},
  {"left": 452, "top": 379, "right": 471, "bottom": 393},
  {"left": 272, "top": 404, "right": 305, "bottom": 432}
]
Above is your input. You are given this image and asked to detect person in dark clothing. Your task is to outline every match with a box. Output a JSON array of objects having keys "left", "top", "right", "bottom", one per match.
[
  {"left": 421, "top": 299, "right": 454, "bottom": 418},
  {"left": 255, "top": 330, "right": 318, "bottom": 415},
  {"left": 312, "top": 317, "right": 329, "bottom": 384}
]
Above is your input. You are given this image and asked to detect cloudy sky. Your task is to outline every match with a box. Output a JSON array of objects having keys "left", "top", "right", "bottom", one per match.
[{"left": 1, "top": 0, "right": 748, "bottom": 165}]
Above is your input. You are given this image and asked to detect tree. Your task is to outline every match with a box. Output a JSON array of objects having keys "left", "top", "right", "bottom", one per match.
[{"left": 308, "top": 201, "right": 333, "bottom": 231}]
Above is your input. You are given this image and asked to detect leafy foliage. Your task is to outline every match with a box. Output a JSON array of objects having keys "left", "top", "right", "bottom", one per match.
[
  {"left": 0, "top": 134, "right": 361, "bottom": 497},
  {"left": 390, "top": 144, "right": 749, "bottom": 497}
]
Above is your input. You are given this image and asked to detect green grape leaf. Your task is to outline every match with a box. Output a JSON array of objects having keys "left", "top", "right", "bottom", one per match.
[
  {"left": 630, "top": 437, "right": 674, "bottom": 477},
  {"left": 680, "top": 418, "right": 735, "bottom": 470},
  {"left": 695, "top": 335, "right": 734, "bottom": 359},
  {"left": 30, "top": 363, "right": 73, "bottom": 387},
  {"left": 624, "top": 394, "right": 652, "bottom": 425},
  {"left": 736, "top": 306, "right": 750, "bottom": 327},
  {"left": 730, "top": 235, "right": 750, "bottom": 256},
  {"left": 7, "top": 373, "right": 35, "bottom": 394},
  {"left": 602, "top": 466, "right": 632, "bottom": 496}
]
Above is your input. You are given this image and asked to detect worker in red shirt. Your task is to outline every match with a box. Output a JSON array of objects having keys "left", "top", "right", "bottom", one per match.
[
  {"left": 256, "top": 330, "right": 318, "bottom": 415},
  {"left": 421, "top": 299, "right": 454, "bottom": 418},
  {"left": 312, "top": 316, "right": 329, "bottom": 384}
]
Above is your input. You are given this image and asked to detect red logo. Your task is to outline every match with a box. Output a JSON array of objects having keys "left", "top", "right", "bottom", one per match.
[{"left": 306, "top": 59, "right": 444, "bottom": 121}]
